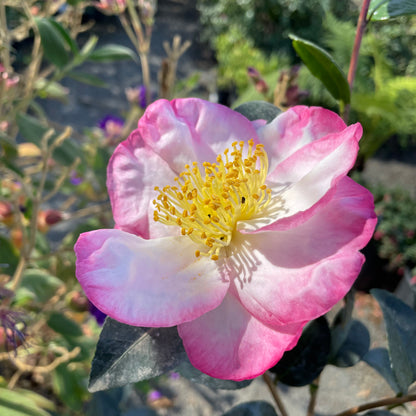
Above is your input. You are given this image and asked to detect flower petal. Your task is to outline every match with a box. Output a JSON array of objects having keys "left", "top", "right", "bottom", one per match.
[
  {"left": 75, "top": 229, "right": 229, "bottom": 327},
  {"left": 239, "top": 121, "right": 362, "bottom": 232},
  {"left": 138, "top": 98, "right": 259, "bottom": 171},
  {"left": 107, "top": 134, "right": 177, "bottom": 238},
  {"left": 233, "top": 177, "right": 376, "bottom": 328},
  {"left": 178, "top": 292, "right": 304, "bottom": 381},
  {"left": 257, "top": 105, "right": 350, "bottom": 169}
]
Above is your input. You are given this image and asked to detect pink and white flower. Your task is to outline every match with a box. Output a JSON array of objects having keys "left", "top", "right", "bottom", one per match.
[{"left": 75, "top": 98, "right": 376, "bottom": 380}]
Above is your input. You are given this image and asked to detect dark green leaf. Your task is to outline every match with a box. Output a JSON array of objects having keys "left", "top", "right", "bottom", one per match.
[
  {"left": 270, "top": 317, "right": 331, "bottom": 386},
  {"left": 330, "top": 318, "right": 370, "bottom": 368},
  {"left": 47, "top": 18, "right": 79, "bottom": 54},
  {"left": 68, "top": 71, "right": 107, "bottom": 87},
  {"left": 87, "top": 388, "right": 124, "bottom": 416},
  {"left": 89, "top": 318, "right": 187, "bottom": 392},
  {"left": 14, "top": 269, "right": 63, "bottom": 304},
  {"left": 16, "top": 113, "right": 49, "bottom": 147},
  {"left": 0, "top": 235, "right": 20, "bottom": 275},
  {"left": 363, "top": 348, "right": 401, "bottom": 394},
  {"left": 234, "top": 101, "right": 282, "bottom": 123},
  {"left": 47, "top": 312, "right": 83, "bottom": 337},
  {"left": 371, "top": 289, "right": 416, "bottom": 393},
  {"left": 222, "top": 401, "right": 278, "bottom": 416},
  {"left": 0, "top": 132, "right": 18, "bottom": 160},
  {"left": 289, "top": 34, "right": 350, "bottom": 104},
  {"left": 368, "top": 0, "right": 416, "bottom": 21},
  {"left": 88, "top": 44, "right": 137, "bottom": 62},
  {"left": 176, "top": 359, "right": 252, "bottom": 390},
  {"left": 34, "top": 17, "right": 70, "bottom": 68}
]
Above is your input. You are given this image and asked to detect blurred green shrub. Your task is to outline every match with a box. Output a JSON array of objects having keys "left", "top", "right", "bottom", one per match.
[
  {"left": 215, "top": 25, "right": 280, "bottom": 92},
  {"left": 197, "top": 0, "right": 329, "bottom": 59}
]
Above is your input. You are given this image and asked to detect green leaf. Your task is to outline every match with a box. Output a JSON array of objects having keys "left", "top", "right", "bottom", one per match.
[
  {"left": 86, "top": 388, "right": 124, "bottom": 416},
  {"left": 79, "top": 35, "right": 99, "bottom": 59},
  {"left": 176, "top": 360, "right": 252, "bottom": 390},
  {"left": 371, "top": 289, "right": 416, "bottom": 393},
  {"left": 234, "top": 101, "right": 282, "bottom": 123},
  {"left": 14, "top": 269, "right": 63, "bottom": 305},
  {"left": 363, "top": 348, "right": 401, "bottom": 393},
  {"left": 47, "top": 312, "right": 83, "bottom": 337},
  {"left": 368, "top": 0, "right": 416, "bottom": 21},
  {"left": 47, "top": 18, "right": 79, "bottom": 54},
  {"left": 330, "top": 319, "right": 370, "bottom": 367},
  {"left": 289, "top": 34, "right": 350, "bottom": 104},
  {"left": 0, "top": 132, "right": 18, "bottom": 160},
  {"left": 88, "top": 44, "right": 137, "bottom": 62},
  {"left": 34, "top": 17, "right": 70, "bottom": 68},
  {"left": 270, "top": 317, "right": 331, "bottom": 386},
  {"left": 0, "top": 235, "right": 20, "bottom": 276},
  {"left": 67, "top": 71, "right": 107, "bottom": 87},
  {"left": 89, "top": 318, "right": 187, "bottom": 392},
  {"left": 222, "top": 401, "right": 278, "bottom": 416},
  {"left": 16, "top": 113, "right": 84, "bottom": 166},
  {"left": 35, "top": 78, "right": 69, "bottom": 101},
  {"left": 52, "top": 364, "right": 88, "bottom": 410},
  {"left": 0, "top": 387, "right": 52, "bottom": 416}
]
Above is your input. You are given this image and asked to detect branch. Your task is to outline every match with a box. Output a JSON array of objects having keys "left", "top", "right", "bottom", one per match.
[
  {"left": 334, "top": 394, "right": 416, "bottom": 416},
  {"left": 263, "top": 372, "right": 289, "bottom": 416}
]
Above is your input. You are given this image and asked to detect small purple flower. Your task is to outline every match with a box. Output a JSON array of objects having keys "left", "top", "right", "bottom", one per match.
[
  {"left": 70, "top": 171, "right": 83, "bottom": 186},
  {"left": 98, "top": 115, "right": 124, "bottom": 144},
  {"left": 88, "top": 301, "right": 107, "bottom": 326},
  {"left": 139, "top": 85, "right": 147, "bottom": 109},
  {"left": 169, "top": 371, "right": 180, "bottom": 380},
  {"left": 125, "top": 85, "right": 149, "bottom": 109},
  {"left": 148, "top": 390, "right": 162, "bottom": 401}
]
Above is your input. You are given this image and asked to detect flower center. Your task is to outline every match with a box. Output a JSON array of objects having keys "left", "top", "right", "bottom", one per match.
[{"left": 152, "top": 139, "right": 272, "bottom": 260}]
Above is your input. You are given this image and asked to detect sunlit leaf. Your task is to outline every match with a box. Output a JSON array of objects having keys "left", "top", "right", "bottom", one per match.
[
  {"left": 289, "top": 34, "right": 350, "bottom": 104},
  {"left": 368, "top": 0, "right": 416, "bottom": 20},
  {"left": 0, "top": 387, "right": 52, "bottom": 416}
]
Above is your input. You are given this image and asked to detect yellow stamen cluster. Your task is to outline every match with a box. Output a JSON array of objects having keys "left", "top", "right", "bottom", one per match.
[{"left": 153, "top": 139, "right": 272, "bottom": 260}]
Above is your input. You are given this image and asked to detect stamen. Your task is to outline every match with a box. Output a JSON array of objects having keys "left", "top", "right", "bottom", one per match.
[{"left": 152, "top": 140, "right": 272, "bottom": 260}]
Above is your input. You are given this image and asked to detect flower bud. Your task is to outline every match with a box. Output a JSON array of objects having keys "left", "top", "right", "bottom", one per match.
[
  {"left": 94, "top": 0, "right": 126, "bottom": 15},
  {"left": 37, "top": 209, "right": 64, "bottom": 233},
  {"left": 68, "top": 291, "right": 89, "bottom": 312}
]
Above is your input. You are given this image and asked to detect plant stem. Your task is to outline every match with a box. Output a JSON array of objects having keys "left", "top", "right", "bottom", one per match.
[
  {"left": 263, "top": 372, "right": 289, "bottom": 416},
  {"left": 307, "top": 376, "right": 320, "bottom": 416},
  {"left": 334, "top": 394, "right": 416, "bottom": 416},
  {"left": 342, "top": 0, "right": 371, "bottom": 123}
]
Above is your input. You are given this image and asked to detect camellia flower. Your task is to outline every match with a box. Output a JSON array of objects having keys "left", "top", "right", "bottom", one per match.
[{"left": 75, "top": 98, "right": 376, "bottom": 380}]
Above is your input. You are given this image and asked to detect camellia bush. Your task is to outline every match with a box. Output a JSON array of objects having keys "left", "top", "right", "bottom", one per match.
[{"left": 1, "top": 0, "right": 416, "bottom": 415}]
